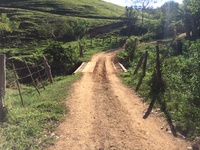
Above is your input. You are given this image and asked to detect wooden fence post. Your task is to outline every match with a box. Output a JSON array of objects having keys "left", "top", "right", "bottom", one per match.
[
  {"left": 42, "top": 56, "right": 53, "bottom": 83},
  {"left": 0, "top": 54, "right": 6, "bottom": 120},
  {"left": 90, "top": 39, "right": 92, "bottom": 46},
  {"left": 150, "top": 43, "right": 165, "bottom": 95},
  {"left": 12, "top": 63, "right": 24, "bottom": 106},
  {"left": 143, "top": 51, "right": 148, "bottom": 77},
  {"left": 25, "top": 61, "right": 40, "bottom": 95},
  {"left": 135, "top": 51, "right": 148, "bottom": 91},
  {"left": 159, "top": 36, "right": 176, "bottom": 63},
  {"left": 35, "top": 63, "right": 45, "bottom": 90},
  {"left": 133, "top": 53, "right": 145, "bottom": 76},
  {"left": 156, "top": 44, "right": 161, "bottom": 79}
]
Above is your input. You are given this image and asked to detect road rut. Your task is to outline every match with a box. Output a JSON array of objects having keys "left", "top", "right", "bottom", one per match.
[{"left": 47, "top": 48, "right": 189, "bottom": 150}]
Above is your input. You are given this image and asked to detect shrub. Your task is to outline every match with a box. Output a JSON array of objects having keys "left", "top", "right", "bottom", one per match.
[
  {"left": 124, "top": 37, "right": 139, "bottom": 61},
  {"left": 43, "top": 42, "right": 79, "bottom": 75}
]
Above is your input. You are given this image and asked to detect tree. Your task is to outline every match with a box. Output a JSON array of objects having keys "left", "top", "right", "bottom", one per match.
[
  {"left": 161, "top": 1, "right": 180, "bottom": 38},
  {"left": 70, "top": 19, "right": 90, "bottom": 57},
  {"left": 39, "top": 17, "right": 74, "bottom": 41},
  {"left": 125, "top": 6, "right": 138, "bottom": 36},
  {"left": 0, "top": 13, "right": 19, "bottom": 47},
  {"left": 124, "top": 37, "right": 139, "bottom": 61},
  {"left": 182, "top": 0, "right": 200, "bottom": 39},
  {"left": 43, "top": 42, "right": 79, "bottom": 75},
  {"left": 129, "top": 0, "right": 159, "bottom": 26},
  {"left": 0, "top": 13, "right": 19, "bottom": 33},
  {"left": 179, "top": 4, "right": 192, "bottom": 39},
  {"left": 185, "top": 0, "right": 200, "bottom": 13}
]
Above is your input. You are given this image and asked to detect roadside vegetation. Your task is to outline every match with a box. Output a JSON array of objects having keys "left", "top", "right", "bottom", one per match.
[
  {"left": 118, "top": 0, "right": 200, "bottom": 141},
  {"left": 119, "top": 39, "right": 200, "bottom": 139},
  {"left": 0, "top": 0, "right": 126, "bottom": 148},
  {"left": 0, "top": 74, "right": 81, "bottom": 149},
  {"left": 1, "top": 0, "right": 200, "bottom": 148},
  {"left": 0, "top": 36, "right": 125, "bottom": 149}
]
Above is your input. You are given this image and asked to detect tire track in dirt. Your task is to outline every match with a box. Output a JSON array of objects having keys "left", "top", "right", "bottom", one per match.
[
  {"left": 90, "top": 56, "right": 145, "bottom": 149},
  {"left": 46, "top": 48, "right": 190, "bottom": 150}
]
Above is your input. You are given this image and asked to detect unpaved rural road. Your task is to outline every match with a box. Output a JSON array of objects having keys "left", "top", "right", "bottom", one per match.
[{"left": 47, "top": 48, "right": 190, "bottom": 150}]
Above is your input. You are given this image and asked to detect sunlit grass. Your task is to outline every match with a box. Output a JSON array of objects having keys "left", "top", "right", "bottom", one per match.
[{"left": 0, "top": 74, "right": 81, "bottom": 149}]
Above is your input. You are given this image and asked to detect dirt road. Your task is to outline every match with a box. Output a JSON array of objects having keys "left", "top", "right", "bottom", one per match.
[{"left": 47, "top": 48, "right": 190, "bottom": 150}]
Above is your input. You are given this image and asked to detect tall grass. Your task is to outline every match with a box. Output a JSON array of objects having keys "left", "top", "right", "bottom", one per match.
[{"left": 0, "top": 74, "right": 81, "bottom": 149}]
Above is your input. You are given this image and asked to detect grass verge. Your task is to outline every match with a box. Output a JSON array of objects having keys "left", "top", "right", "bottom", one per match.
[{"left": 0, "top": 74, "right": 81, "bottom": 150}]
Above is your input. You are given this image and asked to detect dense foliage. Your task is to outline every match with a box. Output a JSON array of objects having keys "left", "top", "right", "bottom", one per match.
[
  {"left": 119, "top": 38, "right": 200, "bottom": 139},
  {"left": 43, "top": 42, "right": 79, "bottom": 75},
  {"left": 161, "top": 40, "right": 200, "bottom": 137},
  {"left": 1, "top": 0, "right": 200, "bottom": 145},
  {"left": 124, "top": 36, "right": 139, "bottom": 61}
]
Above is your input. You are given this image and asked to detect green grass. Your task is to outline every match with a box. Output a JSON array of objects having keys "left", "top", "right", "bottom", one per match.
[
  {"left": 118, "top": 38, "right": 200, "bottom": 139},
  {"left": 0, "top": 0, "right": 125, "bottom": 32},
  {"left": 0, "top": 34, "right": 125, "bottom": 149},
  {"left": 0, "top": 0, "right": 125, "bottom": 18},
  {"left": 62, "top": 36, "right": 125, "bottom": 62},
  {"left": 0, "top": 0, "right": 126, "bottom": 49},
  {"left": 0, "top": 74, "right": 81, "bottom": 150}
]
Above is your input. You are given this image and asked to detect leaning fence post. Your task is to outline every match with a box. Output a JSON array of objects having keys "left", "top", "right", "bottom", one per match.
[
  {"left": 90, "top": 38, "right": 92, "bottom": 46},
  {"left": 12, "top": 63, "right": 24, "bottom": 106},
  {"left": 143, "top": 51, "right": 148, "bottom": 77},
  {"left": 35, "top": 63, "right": 45, "bottom": 90},
  {"left": 135, "top": 51, "right": 148, "bottom": 91},
  {"left": 42, "top": 56, "right": 53, "bottom": 83},
  {"left": 0, "top": 54, "right": 6, "bottom": 120},
  {"left": 156, "top": 43, "right": 162, "bottom": 79},
  {"left": 133, "top": 53, "right": 145, "bottom": 76},
  {"left": 25, "top": 61, "right": 40, "bottom": 95}
]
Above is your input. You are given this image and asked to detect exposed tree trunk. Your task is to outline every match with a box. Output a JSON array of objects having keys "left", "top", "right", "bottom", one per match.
[
  {"left": 0, "top": 54, "right": 6, "bottom": 120},
  {"left": 185, "top": 25, "right": 191, "bottom": 39},
  {"left": 78, "top": 40, "right": 84, "bottom": 58},
  {"left": 192, "top": 14, "right": 198, "bottom": 40},
  {"left": 142, "top": 11, "right": 144, "bottom": 27}
]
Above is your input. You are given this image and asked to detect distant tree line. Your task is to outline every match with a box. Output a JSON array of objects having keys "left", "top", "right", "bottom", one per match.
[{"left": 124, "top": 0, "right": 200, "bottom": 40}]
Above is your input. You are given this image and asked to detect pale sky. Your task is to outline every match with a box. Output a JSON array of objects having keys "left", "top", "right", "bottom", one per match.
[{"left": 103, "top": 0, "right": 183, "bottom": 8}]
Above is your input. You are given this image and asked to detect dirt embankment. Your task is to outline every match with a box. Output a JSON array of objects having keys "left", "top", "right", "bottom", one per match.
[{"left": 46, "top": 48, "right": 190, "bottom": 150}]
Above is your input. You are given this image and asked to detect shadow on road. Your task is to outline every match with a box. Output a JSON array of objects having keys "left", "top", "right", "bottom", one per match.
[
  {"left": 143, "top": 99, "right": 156, "bottom": 119},
  {"left": 142, "top": 98, "right": 177, "bottom": 137}
]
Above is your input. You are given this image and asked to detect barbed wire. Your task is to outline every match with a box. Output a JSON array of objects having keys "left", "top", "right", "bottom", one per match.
[
  {"left": 13, "top": 66, "right": 27, "bottom": 71},
  {"left": 5, "top": 57, "right": 52, "bottom": 106}
]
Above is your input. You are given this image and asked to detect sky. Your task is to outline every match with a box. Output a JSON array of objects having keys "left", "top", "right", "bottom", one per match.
[{"left": 103, "top": 0, "right": 183, "bottom": 8}]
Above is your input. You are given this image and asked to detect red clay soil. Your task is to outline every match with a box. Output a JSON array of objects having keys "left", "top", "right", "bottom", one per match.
[{"left": 46, "top": 48, "right": 191, "bottom": 150}]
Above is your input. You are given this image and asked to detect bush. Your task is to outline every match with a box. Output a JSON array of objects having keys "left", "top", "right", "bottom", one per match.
[
  {"left": 124, "top": 37, "right": 139, "bottom": 61},
  {"left": 43, "top": 42, "right": 79, "bottom": 75},
  {"left": 119, "top": 39, "right": 200, "bottom": 139}
]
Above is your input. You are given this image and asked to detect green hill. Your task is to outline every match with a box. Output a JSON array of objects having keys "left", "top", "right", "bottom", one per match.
[
  {"left": 0, "top": 0, "right": 125, "bottom": 18},
  {"left": 0, "top": 0, "right": 125, "bottom": 46}
]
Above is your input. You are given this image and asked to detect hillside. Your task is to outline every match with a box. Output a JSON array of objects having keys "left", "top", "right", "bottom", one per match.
[
  {"left": 0, "top": 0, "right": 125, "bottom": 18},
  {"left": 0, "top": 0, "right": 126, "bottom": 47}
]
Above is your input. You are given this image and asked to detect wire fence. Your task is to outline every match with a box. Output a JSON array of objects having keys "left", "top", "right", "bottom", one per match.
[{"left": 0, "top": 55, "right": 53, "bottom": 108}]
